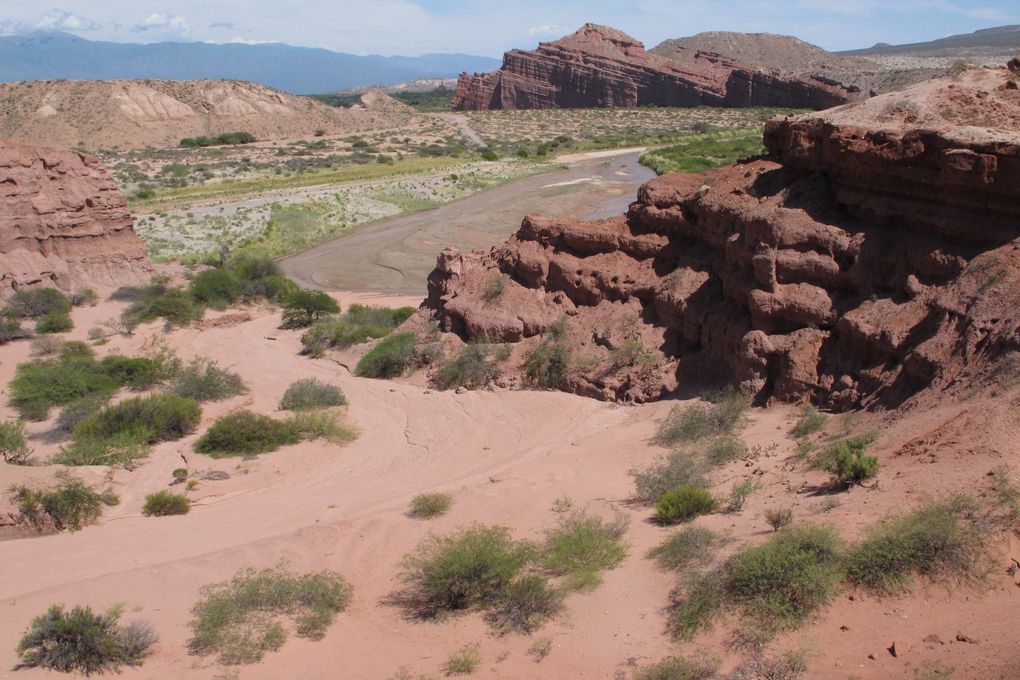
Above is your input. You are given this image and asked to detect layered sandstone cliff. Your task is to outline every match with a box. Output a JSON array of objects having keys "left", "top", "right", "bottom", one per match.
[
  {"left": 421, "top": 62, "right": 1020, "bottom": 409},
  {"left": 452, "top": 24, "right": 852, "bottom": 111},
  {"left": 0, "top": 139, "right": 151, "bottom": 293}
]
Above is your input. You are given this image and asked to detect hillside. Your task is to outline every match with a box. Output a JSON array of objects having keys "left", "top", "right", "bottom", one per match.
[
  {"left": 843, "top": 24, "right": 1020, "bottom": 57},
  {"left": 0, "top": 79, "right": 415, "bottom": 151},
  {"left": 0, "top": 32, "right": 500, "bottom": 95}
]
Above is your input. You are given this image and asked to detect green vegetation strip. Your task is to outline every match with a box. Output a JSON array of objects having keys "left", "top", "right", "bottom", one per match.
[{"left": 639, "top": 129, "right": 766, "bottom": 174}]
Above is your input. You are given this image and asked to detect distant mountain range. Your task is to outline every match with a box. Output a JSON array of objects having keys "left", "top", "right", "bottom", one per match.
[
  {"left": 0, "top": 32, "right": 501, "bottom": 94},
  {"left": 840, "top": 25, "right": 1020, "bottom": 57}
]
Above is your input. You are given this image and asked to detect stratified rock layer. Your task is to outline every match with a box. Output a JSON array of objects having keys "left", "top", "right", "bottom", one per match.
[
  {"left": 452, "top": 24, "right": 851, "bottom": 111},
  {"left": 0, "top": 139, "right": 151, "bottom": 293},
  {"left": 422, "top": 63, "right": 1020, "bottom": 408}
]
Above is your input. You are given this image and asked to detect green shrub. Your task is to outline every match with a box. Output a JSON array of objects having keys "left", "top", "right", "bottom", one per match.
[
  {"left": 444, "top": 644, "right": 481, "bottom": 675},
  {"left": 792, "top": 405, "right": 826, "bottom": 438},
  {"left": 188, "top": 268, "right": 241, "bottom": 308},
  {"left": 0, "top": 419, "right": 30, "bottom": 464},
  {"left": 167, "top": 358, "right": 246, "bottom": 402},
  {"left": 36, "top": 312, "right": 73, "bottom": 334},
  {"left": 301, "top": 305, "right": 414, "bottom": 356},
  {"left": 355, "top": 332, "right": 420, "bottom": 379},
  {"left": 817, "top": 436, "right": 879, "bottom": 487},
  {"left": 74, "top": 394, "right": 201, "bottom": 445},
  {"left": 523, "top": 320, "right": 572, "bottom": 388},
  {"left": 655, "top": 390, "right": 748, "bottom": 445},
  {"left": 121, "top": 278, "right": 199, "bottom": 327},
  {"left": 704, "top": 435, "right": 746, "bottom": 466},
  {"left": 99, "top": 355, "right": 166, "bottom": 389},
  {"left": 15, "top": 476, "right": 109, "bottom": 531},
  {"left": 434, "top": 343, "right": 510, "bottom": 390},
  {"left": 143, "top": 490, "right": 191, "bottom": 516},
  {"left": 480, "top": 149, "right": 499, "bottom": 161},
  {"left": 0, "top": 309, "right": 31, "bottom": 344},
  {"left": 727, "top": 479, "right": 758, "bottom": 512},
  {"left": 69, "top": 288, "right": 99, "bottom": 307},
  {"left": 9, "top": 354, "right": 119, "bottom": 420},
  {"left": 60, "top": 340, "right": 94, "bottom": 361},
  {"left": 279, "top": 378, "right": 346, "bottom": 410},
  {"left": 635, "top": 654, "right": 719, "bottom": 680},
  {"left": 16, "top": 605, "right": 155, "bottom": 674},
  {"left": 668, "top": 570, "right": 726, "bottom": 640},
  {"left": 188, "top": 565, "right": 352, "bottom": 664},
  {"left": 726, "top": 524, "right": 843, "bottom": 627},
  {"left": 7, "top": 288, "right": 71, "bottom": 318},
  {"left": 398, "top": 524, "right": 533, "bottom": 617},
  {"left": 223, "top": 253, "right": 298, "bottom": 302},
  {"left": 631, "top": 451, "right": 707, "bottom": 504},
  {"left": 487, "top": 575, "right": 563, "bottom": 635},
  {"left": 195, "top": 410, "right": 301, "bottom": 456},
  {"left": 647, "top": 527, "right": 720, "bottom": 572},
  {"left": 52, "top": 431, "right": 150, "bottom": 466},
  {"left": 281, "top": 290, "right": 340, "bottom": 328},
  {"left": 845, "top": 497, "right": 985, "bottom": 594},
  {"left": 764, "top": 507, "right": 794, "bottom": 531},
  {"left": 409, "top": 492, "right": 452, "bottom": 519},
  {"left": 541, "top": 511, "right": 628, "bottom": 590},
  {"left": 656, "top": 486, "right": 719, "bottom": 524},
  {"left": 288, "top": 410, "right": 357, "bottom": 444}
]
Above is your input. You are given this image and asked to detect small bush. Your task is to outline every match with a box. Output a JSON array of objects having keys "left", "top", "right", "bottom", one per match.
[
  {"left": 8, "top": 288, "right": 71, "bottom": 318},
  {"left": 36, "top": 311, "right": 73, "bottom": 334},
  {"left": 398, "top": 524, "right": 533, "bottom": 617},
  {"left": 0, "top": 309, "right": 31, "bottom": 344},
  {"left": 817, "top": 436, "right": 879, "bottom": 487},
  {"left": 409, "top": 492, "right": 453, "bottom": 519},
  {"left": 0, "top": 420, "right": 30, "bottom": 464},
  {"left": 288, "top": 410, "right": 357, "bottom": 444},
  {"left": 668, "top": 570, "right": 726, "bottom": 640},
  {"left": 167, "top": 358, "right": 246, "bottom": 402},
  {"left": 188, "top": 268, "right": 242, "bottom": 308},
  {"left": 121, "top": 278, "right": 199, "bottom": 328},
  {"left": 764, "top": 508, "right": 794, "bottom": 531},
  {"left": 635, "top": 654, "right": 719, "bottom": 680},
  {"left": 195, "top": 410, "right": 301, "bottom": 456},
  {"left": 281, "top": 290, "right": 340, "bottom": 328},
  {"left": 188, "top": 565, "right": 352, "bottom": 664},
  {"left": 631, "top": 451, "right": 707, "bottom": 504},
  {"left": 15, "top": 476, "right": 108, "bottom": 531},
  {"left": 444, "top": 644, "right": 481, "bottom": 675},
  {"left": 30, "top": 335, "right": 62, "bottom": 356},
  {"left": 792, "top": 405, "right": 826, "bottom": 438},
  {"left": 434, "top": 343, "right": 510, "bottom": 390},
  {"left": 704, "top": 435, "right": 746, "bottom": 466},
  {"left": 655, "top": 390, "right": 748, "bottom": 446},
  {"left": 69, "top": 288, "right": 99, "bottom": 307},
  {"left": 727, "top": 479, "right": 758, "bottom": 512},
  {"left": 726, "top": 524, "right": 843, "bottom": 627},
  {"left": 99, "top": 355, "right": 166, "bottom": 390},
  {"left": 656, "top": 486, "right": 719, "bottom": 524},
  {"left": 355, "top": 332, "right": 420, "bottom": 379},
  {"left": 279, "top": 378, "right": 346, "bottom": 410},
  {"left": 16, "top": 605, "right": 155, "bottom": 674},
  {"left": 523, "top": 320, "right": 572, "bottom": 388},
  {"left": 487, "top": 575, "right": 563, "bottom": 635},
  {"left": 541, "top": 511, "right": 628, "bottom": 590},
  {"left": 52, "top": 431, "right": 149, "bottom": 466},
  {"left": 74, "top": 394, "right": 201, "bottom": 445},
  {"left": 647, "top": 527, "right": 720, "bottom": 572},
  {"left": 845, "top": 497, "right": 985, "bottom": 594},
  {"left": 143, "top": 490, "right": 191, "bottom": 516},
  {"left": 301, "top": 304, "right": 414, "bottom": 356}
]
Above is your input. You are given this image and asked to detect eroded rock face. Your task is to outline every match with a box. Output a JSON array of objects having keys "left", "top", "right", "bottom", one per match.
[
  {"left": 452, "top": 24, "right": 851, "bottom": 111},
  {"left": 0, "top": 139, "right": 152, "bottom": 293},
  {"left": 422, "top": 64, "right": 1020, "bottom": 408}
]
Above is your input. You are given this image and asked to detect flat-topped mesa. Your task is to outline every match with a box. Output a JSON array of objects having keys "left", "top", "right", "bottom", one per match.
[
  {"left": 421, "top": 62, "right": 1020, "bottom": 409},
  {"left": 451, "top": 23, "right": 852, "bottom": 111},
  {"left": 0, "top": 139, "right": 152, "bottom": 293}
]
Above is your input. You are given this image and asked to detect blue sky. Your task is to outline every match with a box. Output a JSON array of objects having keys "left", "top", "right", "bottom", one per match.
[{"left": 0, "top": 1, "right": 1016, "bottom": 55}]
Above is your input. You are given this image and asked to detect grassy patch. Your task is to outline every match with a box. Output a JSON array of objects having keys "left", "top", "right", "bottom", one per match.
[
  {"left": 8, "top": 348, "right": 119, "bottom": 420},
  {"left": 301, "top": 305, "right": 414, "bottom": 357},
  {"left": 655, "top": 390, "right": 748, "bottom": 446},
  {"left": 143, "top": 490, "right": 191, "bottom": 516},
  {"left": 168, "top": 358, "right": 247, "bottom": 402},
  {"left": 443, "top": 644, "right": 481, "bottom": 675},
  {"left": 656, "top": 486, "right": 719, "bottom": 525},
  {"left": 279, "top": 378, "right": 347, "bottom": 411},
  {"left": 355, "top": 332, "right": 421, "bottom": 379},
  {"left": 647, "top": 527, "right": 721, "bottom": 572},
  {"left": 17, "top": 605, "right": 155, "bottom": 674},
  {"left": 0, "top": 419, "right": 30, "bottom": 464},
  {"left": 634, "top": 654, "right": 719, "bottom": 680},
  {"left": 195, "top": 410, "right": 301, "bottom": 457},
  {"left": 434, "top": 343, "right": 510, "bottom": 390},
  {"left": 668, "top": 570, "right": 727, "bottom": 640},
  {"left": 791, "top": 405, "right": 826, "bottom": 438},
  {"left": 639, "top": 129, "right": 764, "bottom": 174},
  {"left": 845, "top": 497, "right": 985, "bottom": 594},
  {"left": 288, "top": 410, "right": 358, "bottom": 445},
  {"left": 74, "top": 394, "right": 201, "bottom": 445},
  {"left": 631, "top": 451, "right": 707, "bottom": 504},
  {"left": 409, "top": 492, "right": 453, "bottom": 519},
  {"left": 540, "top": 511, "right": 628, "bottom": 590},
  {"left": 188, "top": 565, "right": 353, "bottom": 664},
  {"left": 703, "top": 435, "right": 746, "bottom": 466}
]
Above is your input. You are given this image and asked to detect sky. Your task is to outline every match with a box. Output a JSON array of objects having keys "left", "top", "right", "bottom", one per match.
[{"left": 0, "top": 0, "right": 1017, "bottom": 56}]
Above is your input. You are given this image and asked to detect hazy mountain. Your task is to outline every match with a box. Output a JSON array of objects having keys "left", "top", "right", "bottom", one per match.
[
  {"left": 0, "top": 32, "right": 501, "bottom": 94},
  {"left": 840, "top": 25, "right": 1020, "bottom": 57}
]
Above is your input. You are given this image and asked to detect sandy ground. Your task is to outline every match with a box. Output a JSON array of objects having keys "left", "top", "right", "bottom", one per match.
[
  {"left": 278, "top": 150, "right": 656, "bottom": 295},
  {"left": 1, "top": 294, "right": 1019, "bottom": 679}
]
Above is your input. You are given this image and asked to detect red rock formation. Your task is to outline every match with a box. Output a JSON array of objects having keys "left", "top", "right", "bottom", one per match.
[
  {"left": 422, "top": 64, "right": 1020, "bottom": 408},
  {"left": 0, "top": 139, "right": 151, "bottom": 293},
  {"left": 452, "top": 24, "right": 851, "bottom": 111}
]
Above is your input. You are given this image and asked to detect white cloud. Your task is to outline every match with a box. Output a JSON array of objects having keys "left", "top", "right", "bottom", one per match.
[
  {"left": 132, "top": 13, "right": 189, "bottom": 35},
  {"left": 528, "top": 23, "right": 568, "bottom": 36},
  {"left": 34, "top": 9, "right": 102, "bottom": 32},
  {"left": 227, "top": 36, "right": 273, "bottom": 45}
]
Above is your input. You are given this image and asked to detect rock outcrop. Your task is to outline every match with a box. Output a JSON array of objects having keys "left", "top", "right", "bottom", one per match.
[
  {"left": 422, "top": 62, "right": 1020, "bottom": 408},
  {"left": 0, "top": 139, "right": 151, "bottom": 293},
  {"left": 452, "top": 24, "right": 852, "bottom": 111}
]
